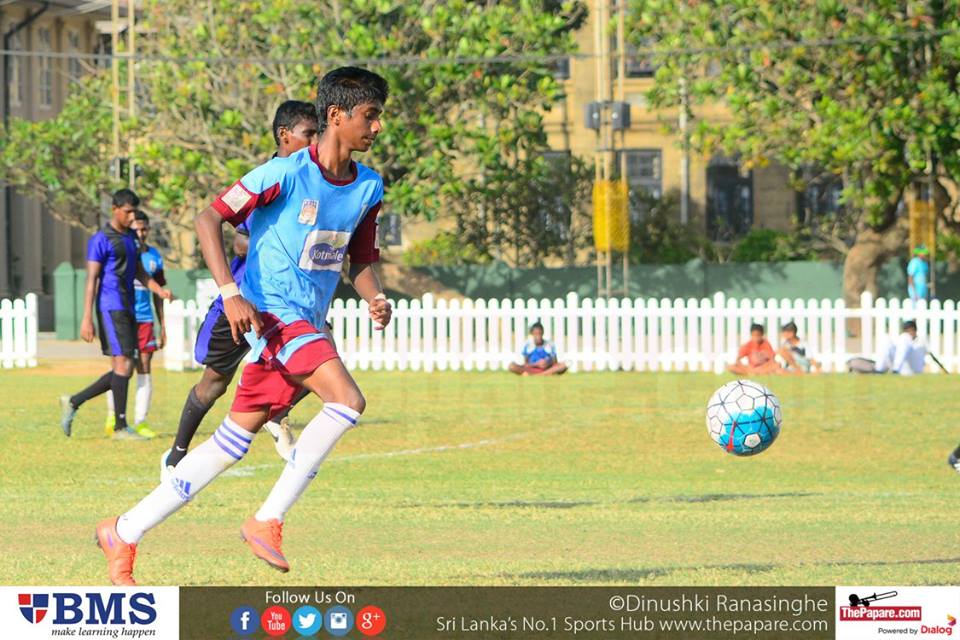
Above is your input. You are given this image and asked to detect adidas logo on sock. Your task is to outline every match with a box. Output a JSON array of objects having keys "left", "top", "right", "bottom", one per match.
[{"left": 172, "top": 478, "right": 193, "bottom": 501}]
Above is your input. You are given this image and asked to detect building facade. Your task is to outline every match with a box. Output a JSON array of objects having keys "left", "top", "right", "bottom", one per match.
[
  {"left": 0, "top": 0, "right": 112, "bottom": 327},
  {"left": 542, "top": 8, "right": 820, "bottom": 241}
]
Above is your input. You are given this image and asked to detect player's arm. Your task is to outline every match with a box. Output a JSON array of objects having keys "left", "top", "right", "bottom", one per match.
[
  {"left": 136, "top": 263, "right": 173, "bottom": 301},
  {"left": 196, "top": 206, "right": 262, "bottom": 342},
  {"left": 233, "top": 232, "right": 249, "bottom": 258},
  {"left": 347, "top": 200, "right": 390, "bottom": 329},
  {"left": 349, "top": 262, "right": 391, "bottom": 329},
  {"left": 79, "top": 260, "right": 102, "bottom": 343},
  {"left": 151, "top": 266, "right": 167, "bottom": 349}
]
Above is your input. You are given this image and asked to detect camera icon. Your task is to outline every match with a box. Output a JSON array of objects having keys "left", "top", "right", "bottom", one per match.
[
  {"left": 324, "top": 606, "right": 354, "bottom": 637},
  {"left": 330, "top": 612, "right": 348, "bottom": 629}
]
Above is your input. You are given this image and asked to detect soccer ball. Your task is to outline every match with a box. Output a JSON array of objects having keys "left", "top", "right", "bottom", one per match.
[{"left": 706, "top": 380, "right": 782, "bottom": 456}]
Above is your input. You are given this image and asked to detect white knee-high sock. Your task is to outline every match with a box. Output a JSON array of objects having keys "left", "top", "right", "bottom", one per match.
[
  {"left": 116, "top": 417, "right": 253, "bottom": 543},
  {"left": 255, "top": 403, "right": 359, "bottom": 523},
  {"left": 134, "top": 373, "right": 152, "bottom": 425},
  {"left": 106, "top": 389, "right": 114, "bottom": 415}
]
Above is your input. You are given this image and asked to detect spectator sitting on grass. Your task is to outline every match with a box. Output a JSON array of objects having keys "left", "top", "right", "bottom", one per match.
[
  {"left": 874, "top": 320, "right": 927, "bottom": 375},
  {"left": 777, "top": 321, "right": 821, "bottom": 375},
  {"left": 727, "top": 323, "right": 780, "bottom": 375},
  {"left": 508, "top": 322, "right": 568, "bottom": 376}
]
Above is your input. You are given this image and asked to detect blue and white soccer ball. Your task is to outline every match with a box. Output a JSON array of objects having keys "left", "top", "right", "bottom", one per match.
[{"left": 706, "top": 380, "right": 782, "bottom": 456}]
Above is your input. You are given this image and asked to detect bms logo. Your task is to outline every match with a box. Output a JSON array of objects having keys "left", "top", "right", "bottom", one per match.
[
  {"left": 18, "top": 594, "right": 48, "bottom": 623},
  {"left": 16, "top": 592, "right": 157, "bottom": 625}
]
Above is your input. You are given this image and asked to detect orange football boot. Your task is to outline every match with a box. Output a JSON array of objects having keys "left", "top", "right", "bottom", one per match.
[
  {"left": 240, "top": 517, "right": 289, "bottom": 572},
  {"left": 95, "top": 517, "right": 137, "bottom": 586}
]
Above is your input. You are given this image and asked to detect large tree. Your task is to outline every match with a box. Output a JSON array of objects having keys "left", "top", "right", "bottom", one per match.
[
  {"left": 625, "top": 0, "right": 960, "bottom": 303},
  {"left": 2, "top": 0, "right": 587, "bottom": 266}
]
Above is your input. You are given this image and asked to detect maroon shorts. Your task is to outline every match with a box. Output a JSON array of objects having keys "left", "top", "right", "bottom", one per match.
[
  {"left": 231, "top": 314, "right": 339, "bottom": 418},
  {"left": 521, "top": 364, "right": 548, "bottom": 375},
  {"left": 137, "top": 322, "right": 158, "bottom": 353}
]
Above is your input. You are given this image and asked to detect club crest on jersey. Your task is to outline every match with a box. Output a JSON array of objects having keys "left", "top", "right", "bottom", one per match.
[
  {"left": 299, "top": 230, "right": 350, "bottom": 272},
  {"left": 298, "top": 199, "right": 319, "bottom": 225}
]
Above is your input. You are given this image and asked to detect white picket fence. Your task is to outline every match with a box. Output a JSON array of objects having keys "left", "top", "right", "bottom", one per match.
[
  {"left": 162, "top": 291, "right": 960, "bottom": 374},
  {"left": 0, "top": 293, "right": 38, "bottom": 368}
]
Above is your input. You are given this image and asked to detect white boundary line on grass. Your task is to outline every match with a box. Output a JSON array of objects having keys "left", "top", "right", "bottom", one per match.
[{"left": 222, "top": 426, "right": 563, "bottom": 477}]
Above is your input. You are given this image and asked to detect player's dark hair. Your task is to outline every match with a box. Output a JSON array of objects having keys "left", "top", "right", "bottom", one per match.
[
  {"left": 272, "top": 100, "right": 318, "bottom": 145},
  {"left": 315, "top": 66, "right": 389, "bottom": 132},
  {"left": 134, "top": 210, "right": 149, "bottom": 224},
  {"left": 112, "top": 188, "right": 140, "bottom": 208},
  {"left": 781, "top": 321, "right": 797, "bottom": 334},
  {"left": 750, "top": 323, "right": 764, "bottom": 334},
  {"left": 903, "top": 320, "right": 918, "bottom": 332},
  {"left": 529, "top": 321, "right": 544, "bottom": 333}
]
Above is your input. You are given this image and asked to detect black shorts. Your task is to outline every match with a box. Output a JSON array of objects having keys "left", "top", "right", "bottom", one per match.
[
  {"left": 194, "top": 306, "right": 250, "bottom": 374},
  {"left": 97, "top": 308, "right": 137, "bottom": 358}
]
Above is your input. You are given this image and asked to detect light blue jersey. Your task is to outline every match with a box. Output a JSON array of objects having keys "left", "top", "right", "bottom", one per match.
[
  {"left": 521, "top": 339, "right": 557, "bottom": 364},
  {"left": 907, "top": 256, "right": 929, "bottom": 301},
  {"left": 212, "top": 144, "right": 383, "bottom": 329},
  {"left": 134, "top": 246, "right": 164, "bottom": 322}
]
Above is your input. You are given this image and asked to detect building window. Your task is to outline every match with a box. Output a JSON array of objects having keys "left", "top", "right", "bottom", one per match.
[
  {"left": 67, "top": 30, "right": 84, "bottom": 87},
  {"left": 540, "top": 150, "right": 574, "bottom": 240},
  {"left": 796, "top": 170, "right": 843, "bottom": 225},
  {"left": 615, "top": 149, "right": 662, "bottom": 221},
  {"left": 38, "top": 27, "right": 53, "bottom": 108},
  {"left": 707, "top": 156, "right": 754, "bottom": 240},
  {"left": 7, "top": 31, "right": 23, "bottom": 107},
  {"left": 625, "top": 41, "right": 655, "bottom": 78},
  {"left": 552, "top": 57, "right": 570, "bottom": 80}
]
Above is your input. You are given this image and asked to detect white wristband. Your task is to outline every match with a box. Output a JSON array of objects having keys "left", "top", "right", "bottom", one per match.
[
  {"left": 373, "top": 293, "right": 387, "bottom": 301},
  {"left": 219, "top": 282, "right": 240, "bottom": 299}
]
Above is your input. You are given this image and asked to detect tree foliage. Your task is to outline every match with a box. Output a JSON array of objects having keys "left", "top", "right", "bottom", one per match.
[
  {"left": 2, "top": 0, "right": 586, "bottom": 266},
  {"left": 625, "top": 0, "right": 960, "bottom": 299},
  {"left": 0, "top": 73, "right": 118, "bottom": 232}
]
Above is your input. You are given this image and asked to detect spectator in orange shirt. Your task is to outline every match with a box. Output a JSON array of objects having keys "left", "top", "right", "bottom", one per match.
[{"left": 727, "top": 323, "right": 780, "bottom": 375}]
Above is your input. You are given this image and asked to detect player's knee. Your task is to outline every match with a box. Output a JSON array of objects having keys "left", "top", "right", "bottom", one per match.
[
  {"left": 195, "top": 375, "right": 229, "bottom": 405},
  {"left": 335, "top": 391, "right": 365, "bottom": 416},
  {"left": 113, "top": 358, "right": 134, "bottom": 377}
]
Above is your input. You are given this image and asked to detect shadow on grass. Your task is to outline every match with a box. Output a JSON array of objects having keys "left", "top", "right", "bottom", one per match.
[
  {"left": 507, "top": 557, "right": 960, "bottom": 584},
  {"left": 514, "top": 563, "right": 778, "bottom": 583},
  {"left": 425, "top": 492, "right": 823, "bottom": 510}
]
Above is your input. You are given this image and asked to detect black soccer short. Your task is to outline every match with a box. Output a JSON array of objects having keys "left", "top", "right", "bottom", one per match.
[
  {"left": 97, "top": 308, "right": 137, "bottom": 358},
  {"left": 194, "top": 306, "right": 250, "bottom": 375}
]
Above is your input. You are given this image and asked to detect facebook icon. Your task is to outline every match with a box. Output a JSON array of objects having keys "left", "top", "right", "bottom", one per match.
[{"left": 230, "top": 606, "right": 259, "bottom": 636}]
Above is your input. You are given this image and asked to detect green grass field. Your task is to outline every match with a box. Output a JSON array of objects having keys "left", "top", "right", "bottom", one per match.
[{"left": 1, "top": 363, "right": 958, "bottom": 586}]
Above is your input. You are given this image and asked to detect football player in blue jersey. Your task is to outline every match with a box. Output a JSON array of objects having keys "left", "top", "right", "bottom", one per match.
[
  {"left": 102, "top": 210, "right": 166, "bottom": 439},
  {"left": 60, "top": 190, "right": 173, "bottom": 440},
  {"left": 96, "top": 68, "right": 391, "bottom": 584},
  {"left": 161, "top": 101, "right": 320, "bottom": 479}
]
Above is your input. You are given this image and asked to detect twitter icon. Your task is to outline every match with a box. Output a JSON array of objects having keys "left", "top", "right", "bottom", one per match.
[{"left": 292, "top": 605, "right": 323, "bottom": 636}]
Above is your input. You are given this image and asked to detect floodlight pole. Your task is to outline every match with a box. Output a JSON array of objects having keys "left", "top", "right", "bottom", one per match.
[
  {"left": 111, "top": 0, "right": 120, "bottom": 180},
  {"left": 127, "top": 0, "right": 136, "bottom": 189}
]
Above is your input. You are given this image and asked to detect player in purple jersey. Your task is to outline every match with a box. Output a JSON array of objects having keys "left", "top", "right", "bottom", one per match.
[
  {"left": 162, "top": 101, "right": 320, "bottom": 477},
  {"left": 104, "top": 210, "right": 166, "bottom": 439},
  {"left": 59, "top": 190, "right": 173, "bottom": 439},
  {"left": 96, "top": 68, "right": 390, "bottom": 585}
]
